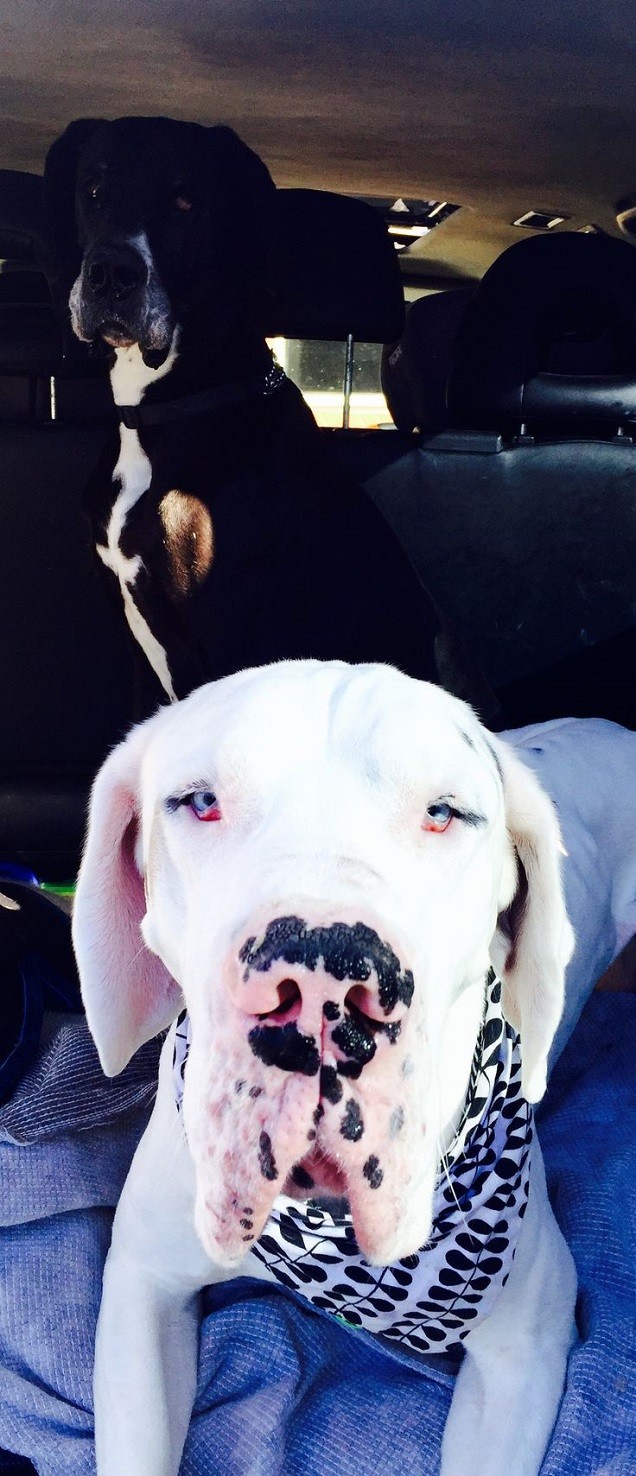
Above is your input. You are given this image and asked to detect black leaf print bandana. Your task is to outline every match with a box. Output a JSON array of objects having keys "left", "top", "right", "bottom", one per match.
[{"left": 172, "top": 972, "right": 532, "bottom": 1356}]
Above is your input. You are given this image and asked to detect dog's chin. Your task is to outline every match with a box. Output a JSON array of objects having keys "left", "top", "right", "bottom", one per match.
[
  {"left": 140, "top": 342, "right": 173, "bottom": 369},
  {"left": 100, "top": 326, "right": 137, "bottom": 351},
  {"left": 97, "top": 325, "right": 173, "bottom": 370},
  {"left": 195, "top": 1147, "right": 430, "bottom": 1270},
  {"left": 72, "top": 304, "right": 175, "bottom": 368},
  {"left": 70, "top": 307, "right": 138, "bottom": 352},
  {"left": 284, "top": 1148, "right": 349, "bottom": 1200},
  {"left": 285, "top": 1149, "right": 436, "bottom": 1267}
]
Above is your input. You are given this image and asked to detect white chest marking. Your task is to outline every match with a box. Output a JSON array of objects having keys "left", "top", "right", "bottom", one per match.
[
  {"left": 96, "top": 339, "right": 180, "bottom": 702},
  {"left": 108, "top": 331, "right": 179, "bottom": 409}
]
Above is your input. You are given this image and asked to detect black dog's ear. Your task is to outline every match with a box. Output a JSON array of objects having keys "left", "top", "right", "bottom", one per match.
[
  {"left": 43, "top": 119, "right": 106, "bottom": 317},
  {"left": 202, "top": 126, "right": 277, "bottom": 302},
  {"left": 203, "top": 126, "right": 276, "bottom": 213}
]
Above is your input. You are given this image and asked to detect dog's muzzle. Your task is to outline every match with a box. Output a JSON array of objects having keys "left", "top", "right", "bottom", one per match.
[
  {"left": 183, "top": 911, "right": 432, "bottom": 1269},
  {"left": 71, "top": 239, "right": 175, "bottom": 365}
]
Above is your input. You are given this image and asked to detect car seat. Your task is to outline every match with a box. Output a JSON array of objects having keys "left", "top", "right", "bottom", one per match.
[{"left": 375, "top": 231, "right": 636, "bottom": 727}]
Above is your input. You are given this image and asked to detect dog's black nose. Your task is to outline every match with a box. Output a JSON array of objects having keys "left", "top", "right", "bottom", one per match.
[{"left": 85, "top": 244, "right": 147, "bottom": 302}]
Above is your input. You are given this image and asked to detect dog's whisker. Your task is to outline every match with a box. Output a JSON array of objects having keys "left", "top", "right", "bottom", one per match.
[{"left": 123, "top": 941, "right": 150, "bottom": 976}]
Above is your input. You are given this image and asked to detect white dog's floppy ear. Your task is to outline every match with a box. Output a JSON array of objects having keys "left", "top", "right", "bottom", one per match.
[
  {"left": 489, "top": 736, "right": 574, "bottom": 1104},
  {"left": 72, "top": 719, "right": 182, "bottom": 1077}
]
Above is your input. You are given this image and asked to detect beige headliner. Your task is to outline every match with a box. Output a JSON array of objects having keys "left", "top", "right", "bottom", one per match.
[{"left": 3, "top": 0, "right": 636, "bottom": 273}]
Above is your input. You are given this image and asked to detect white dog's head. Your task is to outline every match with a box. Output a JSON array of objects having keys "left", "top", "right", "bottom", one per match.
[{"left": 73, "top": 661, "right": 572, "bottom": 1267}]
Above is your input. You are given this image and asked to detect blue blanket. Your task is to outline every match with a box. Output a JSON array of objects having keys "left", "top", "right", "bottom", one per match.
[{"left": 0, "top": 993, "right": 634, "bottom": 1475}]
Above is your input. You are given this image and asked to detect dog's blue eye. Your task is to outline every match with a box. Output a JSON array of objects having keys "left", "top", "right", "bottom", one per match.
[
  {"left": 189, "top": 791, "right": 221, "bottom": 822},
  {"left": 423, "top": 802, "right": 454, "bottom": 834}
]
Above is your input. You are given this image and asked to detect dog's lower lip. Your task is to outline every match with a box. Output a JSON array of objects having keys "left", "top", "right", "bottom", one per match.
[
  {"left": 141, "top": 343, "right": 171, "bottom": 369},
  {"left": 100, "top": 326, "right": 136, "bottom": 349},
  {"left": 291, "top": 1149, "right": 348, "bottom": 1197}
]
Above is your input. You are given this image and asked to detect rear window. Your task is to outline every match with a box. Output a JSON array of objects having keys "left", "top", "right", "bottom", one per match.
[{"left": 268, "top": 336, "right": 391, "bottom": 429}]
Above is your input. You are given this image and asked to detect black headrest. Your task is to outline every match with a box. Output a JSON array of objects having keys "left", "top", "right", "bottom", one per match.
[
  {"left": 0, "top": 173, "right": 114, "bottom": 421},
  {"left": 0, "top": 303, "right": 61, "bottom": 376},
  {"left": 0, "top": 170, "right": 49, "bottom": 271},
  {"left": 265, "top": 190, "right": 405, "bottom": 344},
  {"left": 380, "top": 288, "right": 474, "bottom": 431},
  {"left": 0, "top": 171, "right": 61, "bottom": 377},
  {"left": 448, "top": 232, "right": 636, "bottom": 429},
  {"left": 0, "top": 290, "right": 110, "bottom": 406}
]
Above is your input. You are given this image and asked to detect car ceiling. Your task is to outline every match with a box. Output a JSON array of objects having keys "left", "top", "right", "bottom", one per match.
[{"left": 3, "top": 0, "right": 636, "bottom": 278}]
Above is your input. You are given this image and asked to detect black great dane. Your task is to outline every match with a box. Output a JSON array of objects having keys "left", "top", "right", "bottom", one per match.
[{"left": 45, "top": 117, "right": 496, "bottom": 713}]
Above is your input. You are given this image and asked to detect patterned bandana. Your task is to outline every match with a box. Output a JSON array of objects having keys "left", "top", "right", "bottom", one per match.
[{"left": 172, "top": 972, "right": 532, "bottom": 1356}]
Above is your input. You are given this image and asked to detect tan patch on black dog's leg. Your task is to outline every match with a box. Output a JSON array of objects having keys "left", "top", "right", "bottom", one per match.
[{"left": 159, "top": 490, "right": 215, "bottom": 600}]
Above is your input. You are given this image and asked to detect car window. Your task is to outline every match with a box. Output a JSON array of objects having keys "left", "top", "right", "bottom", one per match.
[{"left": 268, "top": 335, "right": 391, "bottom": 428}]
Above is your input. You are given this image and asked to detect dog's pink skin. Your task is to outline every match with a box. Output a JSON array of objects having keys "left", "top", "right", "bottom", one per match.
[{"left": 181, "top": 920, "right": 427, "bottom": 1268}]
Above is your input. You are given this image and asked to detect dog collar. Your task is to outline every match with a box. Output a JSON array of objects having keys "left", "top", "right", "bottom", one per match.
[
  {"left": 172, "top": 972, "right": 532, "bottom": 1358},
  {"left": 117, "top": 363, "right": 288, "bottom": 430}
]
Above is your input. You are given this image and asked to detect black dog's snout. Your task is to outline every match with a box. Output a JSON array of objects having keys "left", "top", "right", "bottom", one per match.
[{"left": 85, "top": 244, "right": 147, "bottom": 302}]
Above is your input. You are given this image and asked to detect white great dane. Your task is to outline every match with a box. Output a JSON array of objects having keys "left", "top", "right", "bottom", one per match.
[{"left": 72, "top": 660, "right": 636, "bottom": 1476}]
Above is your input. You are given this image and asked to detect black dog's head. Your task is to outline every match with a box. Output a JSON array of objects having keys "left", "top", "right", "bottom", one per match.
[{"left": 44, "top": 117, "right": 276, "bottom": 368}]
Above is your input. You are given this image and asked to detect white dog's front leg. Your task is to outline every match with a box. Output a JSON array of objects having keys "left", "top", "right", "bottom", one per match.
[
  {"left": 94, "top": 1033, "right": 232, "bottom": 1476},
  {"left": 95, "top": 1252, "right": 201, "bottom": 1476},
  {"left": 440, "top": 1144, "right": 577, "bottom": 1476}
]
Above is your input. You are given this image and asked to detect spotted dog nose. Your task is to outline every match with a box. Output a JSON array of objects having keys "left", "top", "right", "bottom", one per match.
[
  {"left": 229, "top": 913, "right": 414, "bottom": 1079},
  {"left": 85, "top": 242, "right": 147, "bottom": 301}
]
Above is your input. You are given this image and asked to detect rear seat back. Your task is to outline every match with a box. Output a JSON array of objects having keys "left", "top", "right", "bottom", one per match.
[
  {"left": 380, "top": 286, "right": 474, "bottom": 434},
  {"left": 376, "top": 232, "right": 636, "bottom": 725}
]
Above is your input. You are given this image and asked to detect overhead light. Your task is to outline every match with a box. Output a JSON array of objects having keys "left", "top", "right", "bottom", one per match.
[
  {"left": 616, "top": 194, "right": 636, "bottom": 238},
  {"left": 512, "top": 210, "right": 570, "bottom": 230},
  {"left": 388, "top": 224, "right": 431, "bottom": 238},
  {"left": 359, "top": 196, "right": 460, "bottom": 254},
  {"left": 363, "top": 197, "right": 459, "bottom": 229}
]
